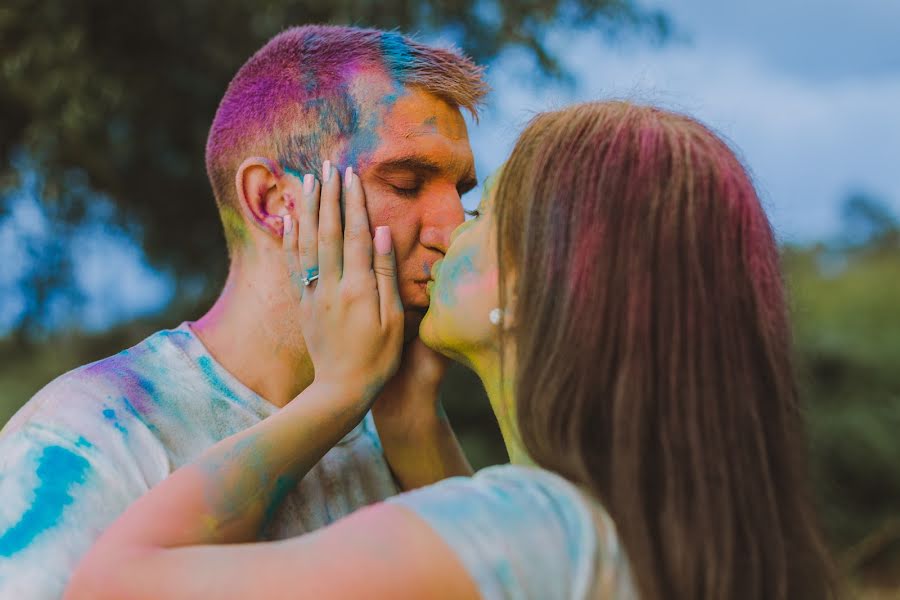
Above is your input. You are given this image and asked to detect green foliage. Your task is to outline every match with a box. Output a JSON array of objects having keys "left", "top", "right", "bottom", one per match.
[
  {"left": 784, "top": 239, "right": 900, "bottom": 557},
  {"left": 0, "top": 0, "right": 666, "bottom": 336}
]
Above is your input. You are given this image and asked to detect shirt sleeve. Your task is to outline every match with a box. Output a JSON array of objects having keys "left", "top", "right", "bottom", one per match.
[
  {"left": 0, "top": 422, "right": 152, "bottom": 600},
  {"left": 386, "top": 466, "right": 601, "bottom": 600}
]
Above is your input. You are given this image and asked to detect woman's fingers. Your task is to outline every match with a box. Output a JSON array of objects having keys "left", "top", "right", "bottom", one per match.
[
  {"left": 373, "top": 226, "right": 403, "bottom": 329},
  {"left": 317, "top": 160, "right": 343, "bottom": 285},
  {"left": 298, "top": 172, "right": 321, "bottom": 288},
  {"left": 280, "top": 170, "right": 304, "bottom": 288},
  {"left": 282, "top": 214, "right": 301, "bottom": 288},
  {"left": 342, "top": 167, "right": 374, "bottom": 276}
]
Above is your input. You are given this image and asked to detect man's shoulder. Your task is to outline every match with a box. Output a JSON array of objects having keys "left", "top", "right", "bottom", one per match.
[{"left": 2, "top": 325, "right": 192, "bottom": 436}]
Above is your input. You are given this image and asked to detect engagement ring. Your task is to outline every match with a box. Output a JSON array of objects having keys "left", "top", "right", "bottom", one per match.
[{"left": 302, "top": 268, "right": 319, "bottom": 287}]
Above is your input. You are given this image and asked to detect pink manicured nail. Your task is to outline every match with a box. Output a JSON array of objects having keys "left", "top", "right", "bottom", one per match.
[
  {"left": 283, "top": 214, "right": 292, "bottom": 234},
  {"left": 303, "top": 173, "right": 314, "bottom": 194},
  {"left": 374, "top": 226, "right": 392, "bottom": 255},
  {"left": 323, "top": 160, "right": 332, "bottom": 182},
  {"left": 344, "top": 166, "right": 353, "bottom": 188}
]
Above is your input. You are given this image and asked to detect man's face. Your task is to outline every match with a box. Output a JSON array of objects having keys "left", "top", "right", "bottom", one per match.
[{"left": 358, "top": 88, "right": 476, "bottom": 336}]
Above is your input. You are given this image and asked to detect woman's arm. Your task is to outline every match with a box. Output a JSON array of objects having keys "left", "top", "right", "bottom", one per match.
[
  {"left": 67, "top": 502, "right": 480, "bottom": 600},
  {"left": 74, "top": 380, "right": 372, "bottom": 554},
  {"left": 64, "top": 380, "right": 482, "bottom": 600}
]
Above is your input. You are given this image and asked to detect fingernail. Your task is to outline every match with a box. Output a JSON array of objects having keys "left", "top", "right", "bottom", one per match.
[
  {"left": 303, "top": 173, "right": 314, "bottom": 194},
  {"left": 323, "top": 160, "right": 332, "bottom": 183},
  {"left": 344, "top": 166, "right": 353, "bottom": 188},
  {"left": 283, "top": 214, "right": 292, "bottom": 234},
  {"left": 374, "top": 226, "right": 392, "bottom": 255}
]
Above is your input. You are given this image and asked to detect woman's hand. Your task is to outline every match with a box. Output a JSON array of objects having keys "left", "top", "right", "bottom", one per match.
[{"left": 283, "top": 161, "right": 405, "bottom": 407}]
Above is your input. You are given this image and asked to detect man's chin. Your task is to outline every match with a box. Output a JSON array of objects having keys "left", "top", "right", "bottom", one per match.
[{"left": 403, "top": 309, "right": 426, "bottom": 342}]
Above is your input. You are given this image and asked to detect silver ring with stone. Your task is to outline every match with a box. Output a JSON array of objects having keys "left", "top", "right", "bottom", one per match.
[{"left": 302, "top": 269, "right": 320, "bottom": 287}]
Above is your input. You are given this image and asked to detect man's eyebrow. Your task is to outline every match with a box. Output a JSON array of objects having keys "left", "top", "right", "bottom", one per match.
[{"left": 373, "top": 156, "right": 443, "bottom": 174}]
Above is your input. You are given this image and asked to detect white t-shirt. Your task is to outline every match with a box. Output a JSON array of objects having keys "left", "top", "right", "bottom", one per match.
[
  {"left": 388, "top": 464, "right": 637, "bottom": 600},
  {"left": 0, "top": 323, "right": 398, "bottom": 599}
]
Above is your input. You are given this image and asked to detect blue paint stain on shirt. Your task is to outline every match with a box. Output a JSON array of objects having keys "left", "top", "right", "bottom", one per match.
[
  {"left": 0, "top": 444, "right": 91, "bottom": 557},
  {"left": 102, "top": 408, "right": 129, "bottom": 437},
  {"left": 134, "top": 373, "right": 159, "bottom": 400},
  {"left": 197, "top": 355, "right": 250, "bottom": 411},
  {"left": 121, "top": 396, "right": 160, "bottom": 433}
]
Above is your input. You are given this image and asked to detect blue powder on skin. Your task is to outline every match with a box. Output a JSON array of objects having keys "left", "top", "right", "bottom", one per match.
[
  {"left": 340, "top": 81, "right": 404, "bottom": 168},
  {"left": 0, "top": 444, "right": 91, "bottom": 557},
  {"left": 260, "top": 475, "right": 296, "bottom": 535},
  {"left": 439, "top": 246, "right": 479, "bottom": 307}
]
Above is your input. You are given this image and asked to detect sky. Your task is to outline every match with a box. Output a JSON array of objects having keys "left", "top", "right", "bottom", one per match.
[
  {"left": 464, "top": 0, "right": 900, "bottom": 244},
  {"left": 2, "top": 0, "right": 898, "bottom": 332}
]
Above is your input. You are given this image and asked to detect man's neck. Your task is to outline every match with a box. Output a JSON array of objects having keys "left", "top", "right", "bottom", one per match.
[{"left": 191, "top": 264, "right": 315, "bottom": 408}]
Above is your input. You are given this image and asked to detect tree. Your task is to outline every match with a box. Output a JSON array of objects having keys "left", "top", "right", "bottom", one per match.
[
  {"left": 840, "top": 191, "right": 899, "bottom": 250},
  {"left": 783, "top": 196, "right": 900, "bottom": 583},
  {"left": 0, "top": 0, "right": 667, "bottom": 338}
]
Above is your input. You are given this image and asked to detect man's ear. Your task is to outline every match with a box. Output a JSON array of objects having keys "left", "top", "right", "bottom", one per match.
[{"left": 235, "top": 157, "right": 295, "bottom": 239}]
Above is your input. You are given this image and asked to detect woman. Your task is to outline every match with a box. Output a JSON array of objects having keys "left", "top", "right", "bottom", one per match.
[{"left": 66, "top": 101, "right": 837, "bottom": 599}]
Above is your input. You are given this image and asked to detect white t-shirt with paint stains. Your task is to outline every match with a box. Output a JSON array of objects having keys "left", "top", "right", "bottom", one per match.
[
  {"left": 0, "top": 323, "right": 398, "bottom": 599},
  {"left": 388, "top": 464, "right": 637, "bottom": 600}
]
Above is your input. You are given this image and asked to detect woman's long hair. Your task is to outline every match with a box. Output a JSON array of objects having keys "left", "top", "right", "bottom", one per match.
[{"left": 496, "top": 101, "right": 837, "bottom": 599}]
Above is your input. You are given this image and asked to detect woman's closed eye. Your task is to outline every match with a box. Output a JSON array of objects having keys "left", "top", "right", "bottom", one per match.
[{"left": 464, "top": 208, "right": 481, "bottom": 219}]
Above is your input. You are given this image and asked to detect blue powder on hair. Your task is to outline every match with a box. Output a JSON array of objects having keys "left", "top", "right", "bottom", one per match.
[{"left": 380, "top": 31, "right": 417, "bottom": 80}]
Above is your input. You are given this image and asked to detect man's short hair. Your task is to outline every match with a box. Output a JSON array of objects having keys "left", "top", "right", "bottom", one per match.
[{"left": 205, "top": 25, "right": 487, "bottom": 249}]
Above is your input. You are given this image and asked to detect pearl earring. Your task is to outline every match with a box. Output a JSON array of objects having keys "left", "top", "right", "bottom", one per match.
[{"left": 489, "top": 308, "right": 503, "bottom": 326}]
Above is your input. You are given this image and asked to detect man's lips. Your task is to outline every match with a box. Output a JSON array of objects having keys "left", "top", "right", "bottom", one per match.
[{"left": 422, "top": 260, "right": 441, "bottom": 299}]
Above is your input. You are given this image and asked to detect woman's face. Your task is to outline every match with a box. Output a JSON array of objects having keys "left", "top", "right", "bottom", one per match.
[{"left": 420, "top": 174, "right": 502, "bottom": 366}]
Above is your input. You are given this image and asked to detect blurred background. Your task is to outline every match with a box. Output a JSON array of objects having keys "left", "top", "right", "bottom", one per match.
[{"left": 1, "top": 0, "right": 898, "bottom": 595}]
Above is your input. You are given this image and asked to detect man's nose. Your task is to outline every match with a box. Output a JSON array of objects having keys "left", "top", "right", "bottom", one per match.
[{"left": 420, "top": 196, "right": 465, "bottom": 254}]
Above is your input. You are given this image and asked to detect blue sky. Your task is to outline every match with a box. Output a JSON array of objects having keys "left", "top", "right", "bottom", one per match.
[
  {"left": 464, "top": 0, "right": 900, "bottom": 244},
  {"left": 2, "top": 0, "right": 898, "bottom": 331}
]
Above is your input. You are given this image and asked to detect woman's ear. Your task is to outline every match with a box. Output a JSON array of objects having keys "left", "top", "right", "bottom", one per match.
[{"left": 235, "top": 157, "right": 296, "bottom": 239}]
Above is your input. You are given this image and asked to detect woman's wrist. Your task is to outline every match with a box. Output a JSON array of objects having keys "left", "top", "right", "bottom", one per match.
[{"left": 302, "top": 377, "right": 384, "bottom": 415}]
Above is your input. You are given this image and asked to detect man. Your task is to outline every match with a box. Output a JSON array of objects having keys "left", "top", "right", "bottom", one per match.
[{"left": 0, "top": 25, "right": 486, "bottom": 599}]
